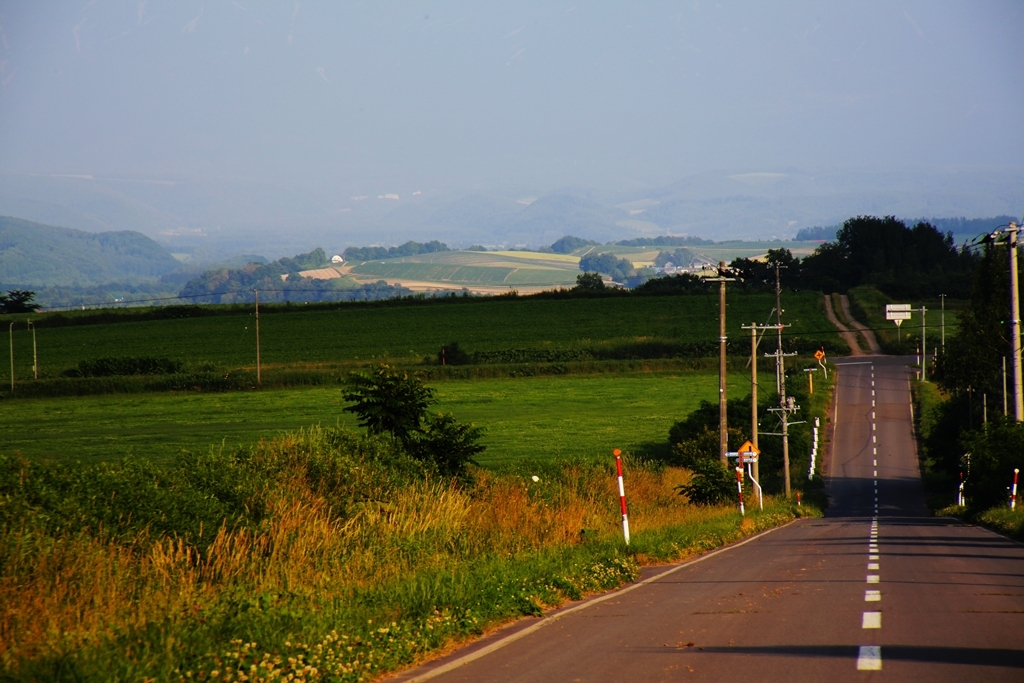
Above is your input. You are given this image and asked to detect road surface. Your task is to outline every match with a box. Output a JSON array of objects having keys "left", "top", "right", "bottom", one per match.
[{"left": 393, "top": 355, "right": 1024, "bottom": 682}]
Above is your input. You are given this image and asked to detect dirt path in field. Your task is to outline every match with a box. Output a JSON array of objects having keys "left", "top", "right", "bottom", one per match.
[
  {"left": 824, "top": 294, "right": 866, "bottom": 356},
  {"left": 839, "top": 294, "right": 882, "bottom": 354}
]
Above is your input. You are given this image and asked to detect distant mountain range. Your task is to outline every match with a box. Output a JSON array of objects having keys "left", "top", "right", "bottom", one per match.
[
  {"left": 0, "top": 216, "right": 181, "bottom": 287},
  {"left": 1, "top": 168, "right": 1019, "bottom": 261}
]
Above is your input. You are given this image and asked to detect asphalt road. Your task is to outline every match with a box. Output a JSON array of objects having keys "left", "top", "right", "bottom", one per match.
[{"left": 393, "top": 355, "right": 1024, "bottom": 682}]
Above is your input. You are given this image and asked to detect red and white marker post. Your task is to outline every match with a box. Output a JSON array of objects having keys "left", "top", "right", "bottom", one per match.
[
  {"left": 1012, "top": 468, "right": 1020, "bottom": 510},
  {"left": 614, "top": 449, "right": 630, "bottom": 545},
  {"left": 735, "top": 466, "right": 745, "bottom": 516}
]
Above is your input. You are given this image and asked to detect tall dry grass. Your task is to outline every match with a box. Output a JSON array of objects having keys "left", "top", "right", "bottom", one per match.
[{"left": 0, "top": 427, "right": 799, "bottom": 680}]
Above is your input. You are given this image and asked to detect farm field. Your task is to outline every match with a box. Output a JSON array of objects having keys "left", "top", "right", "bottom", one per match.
[
  {"left": 339, "top": 243, "right": 825, "bottom": 292},
  {"left": 0, "top": 370, "right": 770, "bottom": 466},
  {"left": 2, "top": 292, "right": 843, "bottom": 379}
]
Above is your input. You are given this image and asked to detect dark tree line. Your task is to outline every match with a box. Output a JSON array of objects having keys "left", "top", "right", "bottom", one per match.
[
  {"left": 729, "top": 216, "right": 979, "bottom": 299},
  {"left": 925, "top": 237, "right": 1024, "bottom": 512},
  {"left": 342, "top": 240, "right": 449, "bottom": 262}
]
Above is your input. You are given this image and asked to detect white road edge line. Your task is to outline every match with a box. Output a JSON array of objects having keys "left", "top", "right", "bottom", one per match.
[{"left": 395, "top": 521, "right": 799, "bottom": 682}]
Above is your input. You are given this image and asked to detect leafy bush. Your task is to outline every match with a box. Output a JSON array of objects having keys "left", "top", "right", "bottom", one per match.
[
  {"left": 62, "top": 356, "right": 184, "bottom": 377},
  {"left": 676, "top": 458, "right": 737, "bottom": 505},
  {"left": 410, "top": 413, "right": 486, "bottom": 476},
  {"left": 438, "top": 341, "right": 472, "bottom": 366}
]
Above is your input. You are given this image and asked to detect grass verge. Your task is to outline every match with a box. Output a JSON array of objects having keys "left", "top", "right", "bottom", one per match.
[{"left": 0, "top": 426, "right": 815, "bottom": 682}]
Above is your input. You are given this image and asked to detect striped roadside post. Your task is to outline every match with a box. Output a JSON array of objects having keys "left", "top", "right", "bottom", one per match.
[
  {"left": 1013, "top": 469, "right": 1019, "bottom": 510},
  {"left": 735, "top": 466, "right": 745, "bottom": 516},
  {"left": 614, "top": 449, "right": 630, "bottom": 545}
]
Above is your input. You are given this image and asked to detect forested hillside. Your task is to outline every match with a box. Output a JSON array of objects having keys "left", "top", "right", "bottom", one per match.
[{"left": 0, "top": 216, "right": 180, "bottom": 287}]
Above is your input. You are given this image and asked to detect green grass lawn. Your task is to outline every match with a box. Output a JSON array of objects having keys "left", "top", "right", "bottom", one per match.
[
  {"left": 1, "top": 370, "right": 767, "bottom": 467},
  {"left": 3, "top": 292, "right": 843, "bottom": 380}
]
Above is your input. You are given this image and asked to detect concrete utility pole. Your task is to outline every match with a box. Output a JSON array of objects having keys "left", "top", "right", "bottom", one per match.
[
  {"left": 28, "top": 321, "right": 37, "bottom": 379},
  {"left": 920, "top": 306, "right": 927, "bottom": 382},
  {"left": 255, "top": 289, "right": 262, "bottom": 386},
  {"left": 940, "top": 293, "right": 945, "bottom": 353},
  {"left": 1009, "top": 223, "right": 1023, "bottom": 422},
  {"left": 707, "top": 262, "right": 737, "bottom": 463},
  {"left": 742, "top": 321, "right": 780, "bottom": 486},
  {"left": 7, "top": 322, "right": 12, "bottom": 393},
  {"left": 775, "top": 264, "right": 791, "bottom": 496}
]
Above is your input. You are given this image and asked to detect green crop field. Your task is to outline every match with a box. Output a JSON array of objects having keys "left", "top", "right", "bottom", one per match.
[
  {"left": 2, "top": 292, "right": 843, "bottom": 379},
  {"left": 349, "top": 261, "right": 578, "bottom": 286},
  {"left": 0, "top": 370, "right": 772, "bottom": 466}
]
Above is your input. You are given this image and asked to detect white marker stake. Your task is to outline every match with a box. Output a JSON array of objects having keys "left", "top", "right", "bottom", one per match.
[
  {"left": 1013, "top": 468, "right": 1019, "bottom": 510},
  {"left": 736, "top": 466, "right": 745, "bottom": 516},
  {"left": 614, "top": 449, "right": 630, "bottom": 545},
  {"left": 857, "top": 646, "right": 882, "bottom": 670}
]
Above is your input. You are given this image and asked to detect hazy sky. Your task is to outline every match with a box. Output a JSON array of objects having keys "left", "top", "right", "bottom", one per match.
[{"left": 1, "top": 1, "right": 1022, "bottom": 194}]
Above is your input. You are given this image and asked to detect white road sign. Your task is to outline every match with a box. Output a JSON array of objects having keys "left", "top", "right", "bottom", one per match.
[{"left": 885, "top": 304, "right": 912, "bottom": 321}]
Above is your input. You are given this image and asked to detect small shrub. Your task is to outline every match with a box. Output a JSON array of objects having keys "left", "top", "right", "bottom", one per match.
[
  {"left": 410, "top": 413, "right": 486, "bottom": 477},
  {"left": 676, "top": 458, "right": 736, "bottom": 506}
]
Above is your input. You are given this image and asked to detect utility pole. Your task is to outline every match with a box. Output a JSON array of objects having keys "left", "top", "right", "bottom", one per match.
[
  {"left": 28, "top": 321, "right": 37, "bottom": 379},
  {"left": 255, "top": 289, "right": 262, "bottom": 386},
  {"left": 706, "top": 262, "right": 736, "bottom": 464},
  {"left": 775, "top": 264, "right": 790, "bottom": 495},
  {"left": 742, "top": 321, "right": 779, "bottom": 486},
  {"left": 1004, "top": 356, "right": 1009, "bottom": 416},
  {"left": 920, "top": 306, "right": 927, "bottom": 381},
  {"left": 8, "top": 322, "right": 12, "bottom": 393},
  {"left": 750, "top": 323, "right": 757, "bottom": 453},
  {"left": 1009, "top": 223, "right": 1023, "bottom": 422},
  {"left": 940, "top": 293, "right": 945, "bottom": 353}
]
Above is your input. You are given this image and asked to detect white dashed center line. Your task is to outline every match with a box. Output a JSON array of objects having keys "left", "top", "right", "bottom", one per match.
[
  {"left": 865, "top": 590, "right": 881, "bottom": 602},
  {"left": 862, "top": 612, "right": 881, "bottom": 629},
  {"left": 857, "top": 646, "right": 882, "bottom": 670}
]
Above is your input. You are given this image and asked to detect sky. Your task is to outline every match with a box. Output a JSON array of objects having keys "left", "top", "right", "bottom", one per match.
[{"left": 1, "top": 1, "right": 1022, "bottom": 198}]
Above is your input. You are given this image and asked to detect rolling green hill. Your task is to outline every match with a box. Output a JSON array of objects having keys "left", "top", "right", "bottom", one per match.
[{"left": 0, "top": 216, "right": 181, "bottom": 287}]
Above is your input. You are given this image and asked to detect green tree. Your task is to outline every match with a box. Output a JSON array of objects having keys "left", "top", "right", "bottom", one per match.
[
  {"left": 574, "top": 272, "right": 606, "bottom": 292},
  {"left": 342, "top": 364, "right": 486, "bottom": 475},
  {"left": 0, "top": 290, "right": 41, "bottom": 314},
  {"left": 342, "top": 365, "right": 436, "bottom": 442}
]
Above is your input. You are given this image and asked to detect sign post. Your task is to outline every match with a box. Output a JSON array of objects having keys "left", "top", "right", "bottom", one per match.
[
  {"left": 886, "top": 304, "right": 912, "bottom": 352},
  {"left": 737, "top": 440, "right": 762, "bottom": 510}
]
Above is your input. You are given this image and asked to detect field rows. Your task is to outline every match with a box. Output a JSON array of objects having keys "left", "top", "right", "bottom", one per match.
[{"left": 2, "top": 293, "right": 842, "bottom": 377}]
